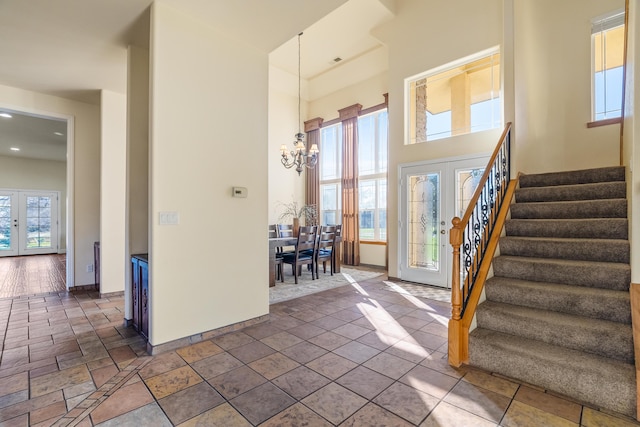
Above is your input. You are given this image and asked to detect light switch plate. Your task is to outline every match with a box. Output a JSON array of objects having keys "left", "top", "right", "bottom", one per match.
[{"left": 159, "top": 211, "right": 179, "bottom": 225}]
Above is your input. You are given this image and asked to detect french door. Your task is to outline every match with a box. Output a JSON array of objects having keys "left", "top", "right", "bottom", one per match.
[
  {"left": 399, "top": 157, "right": 487, "bottom": 287},
  {"left": 0, "top": 190, "right": 59, "bottom": 257}
]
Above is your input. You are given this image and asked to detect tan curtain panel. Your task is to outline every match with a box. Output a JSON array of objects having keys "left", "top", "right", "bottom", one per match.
[
  {"left": 304, "top": 117, "right": 323, "bottom": 223},
  {"left": 339, "top": 104, "right": 361, "bottom": 266}
]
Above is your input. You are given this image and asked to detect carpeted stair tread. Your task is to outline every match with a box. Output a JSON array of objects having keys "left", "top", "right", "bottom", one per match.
[
  {"left": 468, "top": 328, "right": 635, "bottom": 417},
  {"left": 492, "top": 256, "right": 630, "bottom": 291},
  {"left": 499, "top": 236, "right": 629, "bottom": 263},
  {"left": 519, "top": 166, "right": 625, "bottom": 188},
  {"left": 505, "top": 218, "right": 628, "bottom": 239},
  {"left": 510, "top": 198, "right": 627, "bottom": 219},
  {"left": 485, "top": 276, "right": 631, "bottom": 323},
  {"left": 476, "top": 301, "right": 633, "bottom": 362},
  {"left": 515, "top": 181, "right": 626, "bottom": 203}
]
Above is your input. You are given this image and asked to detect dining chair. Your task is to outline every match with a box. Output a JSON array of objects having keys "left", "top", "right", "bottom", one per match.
[
  {"left": 269, "top": 224, "right": 284, "bottom": 282},
  {"left": 277, "top": 223, "right": 295, "bottom": 256},
  {"left": 333, "top": 224, "right": 342, "bottom": 274},
  {"left": 315, "top": 225, "right": 337, "bottom": 276},
  {"left": 281, "top": 225, "right": 317, "bottom": 284}
]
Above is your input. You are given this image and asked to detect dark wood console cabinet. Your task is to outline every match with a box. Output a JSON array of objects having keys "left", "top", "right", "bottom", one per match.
[{"left": 131, "top": 254, "right": 149, "bottom": 339}]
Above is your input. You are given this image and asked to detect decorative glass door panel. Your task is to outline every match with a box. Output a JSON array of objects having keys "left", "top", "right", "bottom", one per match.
[
  {"left": 456, "top": 167, "right": 485, "bottom": 217},
  {"left": 408, "top": 173, "right": 440, "bottom": 271}
]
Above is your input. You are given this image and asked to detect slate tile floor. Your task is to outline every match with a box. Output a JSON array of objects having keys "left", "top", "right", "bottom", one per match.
[{"left": 0, "top": 273, "right": 639, "bottom": 426}]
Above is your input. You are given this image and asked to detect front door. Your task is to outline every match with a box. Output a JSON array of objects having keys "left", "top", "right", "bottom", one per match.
[
  {"left": 399, "top": 157, "right": 487, "bottom": 287},
  {"left": 0, "top": 190, "right": 59, "bottom": 257}
]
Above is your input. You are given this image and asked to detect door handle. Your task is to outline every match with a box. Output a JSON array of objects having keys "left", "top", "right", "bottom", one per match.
[{"left": 440, "top": 229, "right": 446, "bottom": 234}]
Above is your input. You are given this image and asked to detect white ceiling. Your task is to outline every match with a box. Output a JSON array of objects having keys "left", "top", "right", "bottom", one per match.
[
  {"left": 0, "top": 110, "right": 67, "bottom": 162},
  {"left": 269, "top": 0, "right": 393, "bottom": 81},
  {"left": 0, "top": 0, "right": 392, "bottom": 161}
]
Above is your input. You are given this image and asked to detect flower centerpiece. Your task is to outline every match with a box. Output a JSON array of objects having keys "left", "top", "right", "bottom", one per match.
[{"left": 277, "top": 200, "right": 317, "bottom": 235}]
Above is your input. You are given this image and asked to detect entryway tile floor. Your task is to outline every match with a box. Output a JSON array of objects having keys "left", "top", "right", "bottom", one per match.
[{"left": 0, "top": 273, "right": 638, "bottom": 426}]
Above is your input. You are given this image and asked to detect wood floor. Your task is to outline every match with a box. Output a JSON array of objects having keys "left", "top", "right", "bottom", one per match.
[{"left": 0, "top": 254, "right": 66, "bottom": 298}]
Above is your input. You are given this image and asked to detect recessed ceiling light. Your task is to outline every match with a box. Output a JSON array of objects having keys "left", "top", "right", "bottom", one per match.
[
  {"left": 54, "top": 132, "right": 64, "bottom": 136},
  {"left": 0, "top": 113, "right": 12, "bottom": 118},
  {"left": 10, "top": 147, "right": 20, "bottom": 151}
]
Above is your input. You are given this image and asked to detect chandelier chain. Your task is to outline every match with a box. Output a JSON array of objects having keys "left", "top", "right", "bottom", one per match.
[{"left": 279, "top": 31, "right": 318, "bottom": 176}]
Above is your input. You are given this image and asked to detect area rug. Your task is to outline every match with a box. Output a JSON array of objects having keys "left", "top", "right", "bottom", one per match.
[
  {"left": 380, "top": 279, "right": 451, "bottom": 303},
  {"left": 269, "top": 266, "right": 385, "bottom": 304}
]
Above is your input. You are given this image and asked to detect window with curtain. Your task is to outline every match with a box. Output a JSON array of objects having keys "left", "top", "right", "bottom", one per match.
[
  {"left": 319, "top": 109, "right": 389, "bottom": 241},
  {"left": 319, "top": 124, "right": 342, "bottom": 225},
  {"left": 592, "top": 10, "right": 625, "bottom": 121},
  {"left": 358, "top": 109, "right": 388, "bottom": 241},
  {"left": 407, "top": 49, "right": 501, "bottom": 143}
]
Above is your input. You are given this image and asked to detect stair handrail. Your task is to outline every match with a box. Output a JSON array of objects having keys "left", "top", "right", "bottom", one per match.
[{"left": 448, "top": 122, "right": 512, "bottom": 365}]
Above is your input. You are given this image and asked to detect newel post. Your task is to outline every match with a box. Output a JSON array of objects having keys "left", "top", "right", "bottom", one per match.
[{"left": 448, "top": 217, "right": 464, "bottom": 367}]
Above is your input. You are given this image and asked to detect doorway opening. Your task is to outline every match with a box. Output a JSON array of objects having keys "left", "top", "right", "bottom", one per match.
[{"left": 0, "top": 106, "right": 74, "bottom": 289}]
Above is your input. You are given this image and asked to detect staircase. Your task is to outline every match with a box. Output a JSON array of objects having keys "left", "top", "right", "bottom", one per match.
[{"left": 468, "top": 166, "right": 636, "bottom": 417}]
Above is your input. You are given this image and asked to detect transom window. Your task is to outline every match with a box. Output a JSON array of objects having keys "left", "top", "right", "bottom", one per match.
[
  {"left": 592, "top": 10, "right": 625, "bottom": 121},
  {"left": 407, "top": 49, "right": 501, "bottom": 143}
]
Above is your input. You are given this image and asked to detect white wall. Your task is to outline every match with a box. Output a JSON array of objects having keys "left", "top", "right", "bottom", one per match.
[
  {"left": 374, "top": 0, "right": 503, "bottom": 279},
  {"left": 149, "top": 2, "right": 269, "bottom": 346},
  {"left": 624, "top": 0, "right": 640, "bottom": 283},
  {"left": 360, "top": 243, "right": 386, "bottom": 267},
  {"left": 0, "top": 84, "right": 100, "bottom": 286},
  {"left": 268, "top": 65, "right": 306, "bottom": 224},
  {"left": 513, "top": 0, "right": 623, "bottom": 174},
  {"left": 100, "top": 90, "right": 127, "bottom": 295},
  {"left": 309, "top": 72, "right": 388, "bottom": 121},
  {"left": 0, "top": 155, "right": 66, "bottom": 251}
]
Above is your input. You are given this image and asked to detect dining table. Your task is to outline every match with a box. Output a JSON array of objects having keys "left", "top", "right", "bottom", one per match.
[{"left": 268, "top": 236, "right": 342, "bottom": 287}]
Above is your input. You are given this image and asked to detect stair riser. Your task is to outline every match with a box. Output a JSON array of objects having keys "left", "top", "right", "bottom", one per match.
[
  {"left": 469, "top": 330, "right": 635, "bottom": 417},
  {"left": 510, "top": 199, "right": 627, "bottom": 219},
  {"left": 516, "top": 182, "right": 626, "bottom": 203},
  {"left": 505, "top": 219, "right": 628, "bottom": 240},
  {"left": 485, "top": 279, "right": 631, "bottom": 324},
  {"left": 515, "top": 182, "right": 627, "bottom": 203},
  {"left": 499, "top": 238, "right": 630, "bottom": 264},
  {"left": 476, "top": 305, "right": 634, "bottom": 363},
  {"left": 519, "top": 166, "right": 625, "bottom": 188},
  {"left": 492, "top": 257, "right": 630, "bottom": 291}
]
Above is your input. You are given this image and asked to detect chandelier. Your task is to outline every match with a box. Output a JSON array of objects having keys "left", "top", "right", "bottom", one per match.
[{"left": 280, "top": 32, "right": 319, "bottom": 175}]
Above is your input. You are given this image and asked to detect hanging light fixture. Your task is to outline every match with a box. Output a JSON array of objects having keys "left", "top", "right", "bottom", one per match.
[{"left": 280, "top": 32, "right": 319, "bottom": 176}]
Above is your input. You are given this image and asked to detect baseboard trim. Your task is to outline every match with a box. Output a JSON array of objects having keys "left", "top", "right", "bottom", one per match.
[
  {"left": 99, "top": 290, "right": 124, "bottom": 298},
  {"left": 629, "top": 283, "right": 640, "bottom": 421},
  {"left": 70, "top": 284, "right": 98, "bottom": 292},
  {"left": 147, "top": 314, "right": 271, "bottom": 355}
]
